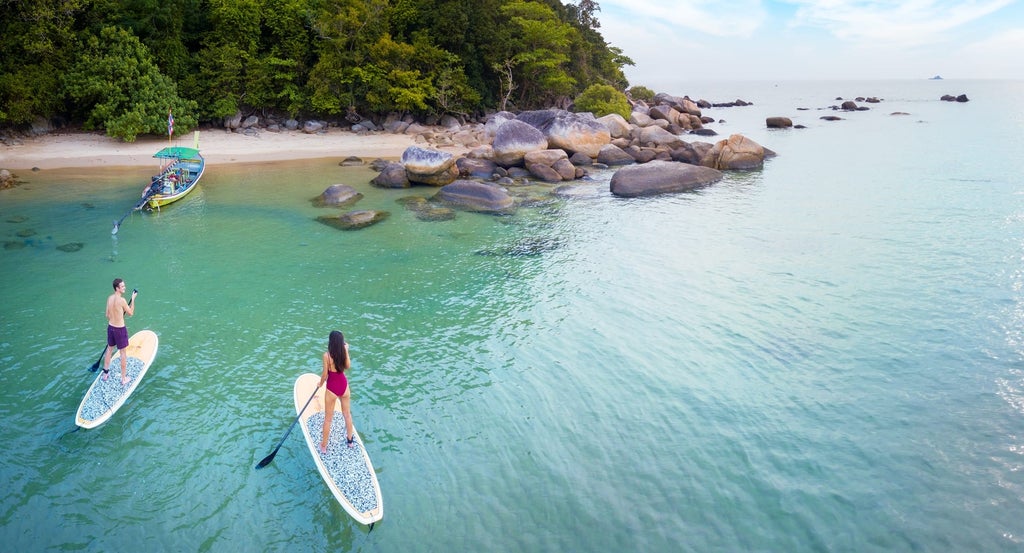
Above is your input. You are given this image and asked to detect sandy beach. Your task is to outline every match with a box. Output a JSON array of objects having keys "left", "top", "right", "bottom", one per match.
[{"left": 0, "top": 127, "right": 459, "bottom": 171}]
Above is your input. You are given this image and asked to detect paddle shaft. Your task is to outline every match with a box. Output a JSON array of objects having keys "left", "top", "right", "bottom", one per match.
[
  {"left": 89, "top": 292, "right": 135, "bottom": 371},
  {"left": 255, "top": 384, "right": 321, "bottom": 470},
  {"left": 112, "top": 182, "right": 161, "bottom": 234}
]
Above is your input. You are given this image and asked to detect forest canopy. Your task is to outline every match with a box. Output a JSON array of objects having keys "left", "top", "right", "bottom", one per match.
[{"left": 0, "top": 0, "right": 633, "bottom": 140}]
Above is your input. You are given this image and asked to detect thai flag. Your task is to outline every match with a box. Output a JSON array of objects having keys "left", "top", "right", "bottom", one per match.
[{"left": 168, "top": 110, "right": 174, "bottom": 137}]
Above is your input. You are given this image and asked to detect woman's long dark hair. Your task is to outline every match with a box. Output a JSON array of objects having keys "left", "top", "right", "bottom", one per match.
[{"left": 328, "top": 330, "right": 349, "bottom": 372}]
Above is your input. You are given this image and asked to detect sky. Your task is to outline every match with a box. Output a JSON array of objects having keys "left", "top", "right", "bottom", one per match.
[{"left": 594, "top": 0, "right": 1024, "bottom": 90}]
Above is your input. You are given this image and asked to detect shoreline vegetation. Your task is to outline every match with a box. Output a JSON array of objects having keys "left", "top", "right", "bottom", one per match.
[
  {"left": 0, "top": 92, "right": 770, "bottom": 204},
  {"left": 1, "top": 1, "right": 630, "bottom": 143},
  {"left": 0, "top": 85, "right": 754, "bottom": 172}
]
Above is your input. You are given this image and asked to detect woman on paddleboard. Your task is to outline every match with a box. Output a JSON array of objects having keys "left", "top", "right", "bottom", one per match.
[{"left": 318, "top": 330, "right": 355, "bottom": 453}]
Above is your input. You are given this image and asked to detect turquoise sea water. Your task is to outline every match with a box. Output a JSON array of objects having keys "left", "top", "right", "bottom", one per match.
[{"left": 1, "top": 79, "right": 1023, "bottom": 552}]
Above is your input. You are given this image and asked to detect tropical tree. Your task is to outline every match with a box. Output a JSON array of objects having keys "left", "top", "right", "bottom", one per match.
[
  {"left": 0, "top": 0, "right": 84, "bottom": 125},
  {"left": 431, "top": 50, "right": 482, "bottom": 116},
  {"left": 573, "top": 83, "right": 629, "bottom": 118},
  {"left": 63, "top": 26, "right": 197, "bottom": 141},
  {"left": 103, "top": 0, "right": 202, "bottom": 85},
  {"left": 363, "top": 35, "right": 433, "bottom": 112},
  {"left": 389, "top": 0, "right": 505, "bottom": 109},
  {"left": 193, "top": 0, "right": 262, "bottom": 119},
  {"left": 1, "top": 0, "right": 638, "bottom": 129},
  {"left": 628, "top": 85, "right": 655, "bottom": 103},
  {"left": 500, "top": 0, "right": 576, "bottom": 109},
  {"left": 308, "top": 0, "right": 391, "bottom": 114},
  {"left": 567, "top": 0, "right": 601, "bottom": 29},
  {"left": 253, "top": 0, "right": 317, "bottom": 116}
]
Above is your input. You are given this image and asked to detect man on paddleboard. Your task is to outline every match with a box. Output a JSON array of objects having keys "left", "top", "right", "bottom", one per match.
[{"left": 104, "top": 278, "right": 137, "bottom": 385}]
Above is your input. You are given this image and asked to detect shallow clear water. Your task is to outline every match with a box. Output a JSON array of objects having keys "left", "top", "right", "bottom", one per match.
[{"left": 1, "top": 79, "right": 1023, "bottom": 552}]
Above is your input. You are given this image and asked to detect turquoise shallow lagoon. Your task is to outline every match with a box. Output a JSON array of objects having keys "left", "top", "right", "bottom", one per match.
[{"left": 1, "top": 79, "right": 1023, "bottom": 552}]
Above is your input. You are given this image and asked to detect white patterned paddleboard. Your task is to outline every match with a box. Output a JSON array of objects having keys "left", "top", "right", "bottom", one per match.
[
  {"left": 75, "top": 330, "right": 158, "bottom": 429},
  {"left": 294, "top": 372, "right": 383, "bottom": 525}
]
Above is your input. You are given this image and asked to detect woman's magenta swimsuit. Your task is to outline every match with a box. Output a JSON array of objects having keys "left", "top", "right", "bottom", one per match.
[{"left": 326, "top": 369, "right": 348, "bottom": 396}]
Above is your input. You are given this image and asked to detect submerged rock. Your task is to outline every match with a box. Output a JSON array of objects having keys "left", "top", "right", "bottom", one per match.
[
  {"left": 0, "top": 169, "right": 19, "bottom": 189},
  {"left": 415, "top": 206, "right": 457, "bottom": 222},
  {"left": 316, "top": 210, "right": 389, "bottom": 230},
  {"left": 57, "top": 242, "right": 83, "bottom": 252},
  {"left": 399, "top": 196, "right": 457, "bottom": 221},
  {"left": 313, "top": 184, "right": 363, "bottom": 207},
  {"left": 475, "top": 236, "right": 566, "bottom": 258}
]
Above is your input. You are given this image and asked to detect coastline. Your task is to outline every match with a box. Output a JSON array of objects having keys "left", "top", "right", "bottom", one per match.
[{"left": 0, "top": 128, "right": 463, "bottom": 171}]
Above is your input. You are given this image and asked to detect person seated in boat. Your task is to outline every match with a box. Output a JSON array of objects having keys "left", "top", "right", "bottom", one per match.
[{"left": 165, "top": 173, "right": 177, "bottom": 194}]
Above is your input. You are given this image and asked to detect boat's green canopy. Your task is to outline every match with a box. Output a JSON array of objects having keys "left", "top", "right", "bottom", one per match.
[{"left": 154, "top": 146, "right": 201, "bottom": 159}]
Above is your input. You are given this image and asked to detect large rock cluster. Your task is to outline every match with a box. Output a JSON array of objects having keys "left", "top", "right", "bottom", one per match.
[
  {"left": 0, "top": 169, "right": 18, "bottom": 189},
  {"left": 342, "top": 96, "right": 776, "bottom": 215},
  {"left": 273, "top": 91, "right": 775, "bottom": 227}
]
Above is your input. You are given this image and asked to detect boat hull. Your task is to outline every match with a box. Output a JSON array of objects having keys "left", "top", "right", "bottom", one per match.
[
  {"left": 147, "top": 179, "right": 198, "bottom": 208},
  {"left": 145, "top": 149, "right": 205, "bottom": 210}
]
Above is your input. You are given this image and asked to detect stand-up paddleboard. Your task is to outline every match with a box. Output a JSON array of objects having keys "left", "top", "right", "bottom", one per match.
[
  {"left": 294, "top": 372, "right": 383, "bottom": 525},
  {"left": 75, "top": 330, "right": 159, "bottom": 429}
]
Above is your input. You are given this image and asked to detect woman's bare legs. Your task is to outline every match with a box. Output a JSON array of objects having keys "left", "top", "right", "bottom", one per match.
[
  {"left": 320, "top": 388, "right": 337, "bottom": 453},
  {"left": 341, "top": 388, "right": 354, "bottom": 447}
]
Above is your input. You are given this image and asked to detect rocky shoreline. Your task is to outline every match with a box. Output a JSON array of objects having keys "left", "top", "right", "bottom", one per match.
[
  {"left": 2, "top": 89, "right": 973, "bottom": 218},
  {"left": 304, "top": 87, "right": 972, "bottom": 229},
  {"left": 309, "top": 92, "right": 776, "bottom": 227}
]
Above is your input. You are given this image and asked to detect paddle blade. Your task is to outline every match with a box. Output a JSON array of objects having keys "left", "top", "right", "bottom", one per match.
[
  {"left": 255, "top": 385, "right": 318, "bottom": 470},
  {"left": 88, "top": 347, "right": 105, "bottom": 371},
  {"left": 111, "top": 222, "right": 119, "bottom": 235},
  {"left": 255, "top": 449, "right": 278, "bottom": 470}
]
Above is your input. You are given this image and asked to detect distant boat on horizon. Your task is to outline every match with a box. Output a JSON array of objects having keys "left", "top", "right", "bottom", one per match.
[{"left": 929, "top": 75, "right": 943, "bottom": 80}]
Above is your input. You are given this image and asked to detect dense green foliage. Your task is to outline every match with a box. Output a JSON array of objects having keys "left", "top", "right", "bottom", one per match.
[
  {"left": 63, "top": 27, "right": 198, "bottom": 141},
  {"left": 573, "top": 83, "right": 629, "bottom": 119},
  {"left": 627, "top": 85, "right": 655, "bottom": 103},
  {"left": 0, "top": 0, "right": 634, "bottom": 140}
]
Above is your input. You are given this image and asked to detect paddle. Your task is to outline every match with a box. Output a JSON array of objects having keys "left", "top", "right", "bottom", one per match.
[
  {"left": 88, "top": 291, "right": 136, "bottom": 371},
  {"left": 112, "top": 181, "right": 162, "bottom": 235},
  {"left": 255, "top": 384, "right": 321, "bottom": 470}
]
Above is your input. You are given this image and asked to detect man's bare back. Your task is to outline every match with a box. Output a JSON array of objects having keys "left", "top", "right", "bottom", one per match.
[
  {"left": 106, "top": 280, "right": 135, "bottom": 328},
  {"left": 104, "top": 279, "right": 136, "bottom": 384},
  {"left": 106, "top": 293, "right": 130, "bottom": 327}
]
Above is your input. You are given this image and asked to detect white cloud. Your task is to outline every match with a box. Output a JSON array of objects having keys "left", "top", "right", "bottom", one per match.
[
  {"left": 945, "top": 28, "right": 1024, "bottom": 76},
  {"left": 598, "top": 0, "right": 767, "bottom": 37},
  {"left": 595, "top": 0, "right": 1024, "bottom": 81},
  {"left": 783, "top": 0, "right": 1016, "bottom": 46}
]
